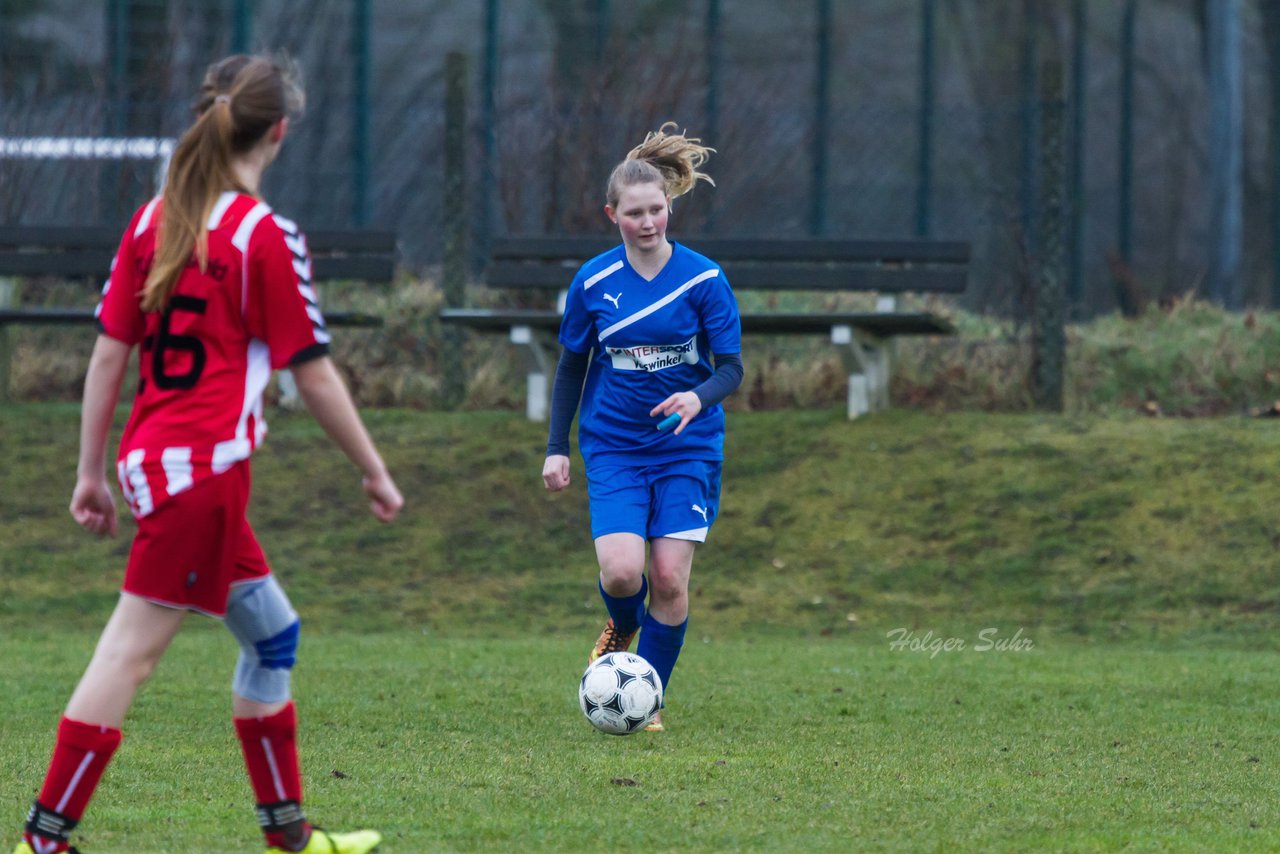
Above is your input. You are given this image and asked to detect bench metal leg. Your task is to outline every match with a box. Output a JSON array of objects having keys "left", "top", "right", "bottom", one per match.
[
  {"left": 511, "top": 324, "right": 551, "bottom": 421},
  {"left": 0, "top": 278, "right": 14, "bottom": 404},
  {"left": 831, "top": 324, "right": 890, "bottom": 420}
]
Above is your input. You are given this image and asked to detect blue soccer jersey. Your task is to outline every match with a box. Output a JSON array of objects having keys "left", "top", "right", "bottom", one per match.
[{"left": 559, "top": 242, "right": 742, "bottom": 467}]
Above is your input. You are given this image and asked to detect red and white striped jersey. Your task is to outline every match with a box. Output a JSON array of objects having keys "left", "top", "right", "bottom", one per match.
[{"left": 96, "top": 191, "right": 330, "bottom": 518}]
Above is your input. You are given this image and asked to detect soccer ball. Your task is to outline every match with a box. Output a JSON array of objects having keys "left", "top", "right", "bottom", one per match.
[{"left": 579, "top": 652, "right": 663, "bottom": 735}]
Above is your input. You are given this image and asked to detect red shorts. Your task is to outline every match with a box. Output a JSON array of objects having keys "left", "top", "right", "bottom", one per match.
[{"left": 122, "top": 461, "right": 270, "bottom": 617}]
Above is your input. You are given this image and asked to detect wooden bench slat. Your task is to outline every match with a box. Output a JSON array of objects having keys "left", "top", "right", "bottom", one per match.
[
  {"left": 439, "top": 308, "right": 560, "bottom": 331},
  {"left": 306, "top": 230, "right": 399, "bottom": 252},
  {"left": 0, "top": 226, "right": 120, "bottom": 249},
  {"left": 0, "top": 227, "right": 395, "bottom": 254},
  {"left": 492, "top": 236, "right": 970, "bottom": 264},
  {"left": 0, "top": 307, "right": 99, "bottom": 324},
  {"left": 0, "top": 252, "right": 113, "bottom": 277},
  {"left": 486, "top": 260, "right": 967, "bottom": 293},
  {"left": 439, "top": 308, "right": 954, "bottom": 337},
  {"left": 0, "top": 307, "right": 382, "bottom": 327},
  {"left": 311, "top": 256, "right": 396, "bottom": 281},
  {"left": 0, "top": 252, "right": 396, "bottom": 281},
  {"left": 743, "top": 312, "right": 954, "bottom": 336}
]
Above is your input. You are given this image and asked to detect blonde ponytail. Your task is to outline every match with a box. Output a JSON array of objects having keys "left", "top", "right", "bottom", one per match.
[
  {"left": 141, "top": 55, "right": 303, "bottom": 313},
  {"left": 142, "top": 101, "right": 242, "bottom": 312},
  {"left": 606, "top": 122, "right": 715, "bottom": 208}
]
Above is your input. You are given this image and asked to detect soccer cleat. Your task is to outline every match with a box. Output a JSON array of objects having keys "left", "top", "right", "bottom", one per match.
[
  {"left": 644, "top": 711, "right": 665, "bottom": 733},
  {"left": 266, "top": 828, "right": 382, "bottom": 854},
  {"left": 588, "top": 619, "right": 638, "bottom": 665},
  {"left": 13, "top": 844, "right": 82, "bottom": 854}
]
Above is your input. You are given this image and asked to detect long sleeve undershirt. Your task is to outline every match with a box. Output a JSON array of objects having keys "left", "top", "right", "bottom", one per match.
[{"left": 544, "top": 351, "right": 745, "bottom": 457}]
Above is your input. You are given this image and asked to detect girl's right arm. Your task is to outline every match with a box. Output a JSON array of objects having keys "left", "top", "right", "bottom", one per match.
[
  {"left": 291, "top": 355, "right": 404, "bottom": 522},
  {"left": 71, "top": 335, "right": 132, "bottom": 537},
  {"left": 543, "top": 348, "right": 590, "bottom": 492}
]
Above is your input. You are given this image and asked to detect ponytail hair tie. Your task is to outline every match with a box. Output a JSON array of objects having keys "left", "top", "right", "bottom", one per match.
[{"left": 214, "top": 94, "right": 231, "bottom": 105}]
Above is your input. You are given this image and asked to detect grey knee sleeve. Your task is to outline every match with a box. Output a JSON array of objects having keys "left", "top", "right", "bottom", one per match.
[{"left": 224, "top": 575, "right": 300, "bottom": 704}]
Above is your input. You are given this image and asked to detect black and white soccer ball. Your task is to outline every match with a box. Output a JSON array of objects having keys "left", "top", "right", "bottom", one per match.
[{"left": 579, "top": 651, "right": 663, "bottom": 735}]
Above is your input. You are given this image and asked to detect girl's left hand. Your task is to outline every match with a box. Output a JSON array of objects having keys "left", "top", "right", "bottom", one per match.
[
  {"left": 650, "top": 391, "right": 702, "bottom": 435},
  {"left": 70, "top": 477, "right": 119, "bottom": 538}
]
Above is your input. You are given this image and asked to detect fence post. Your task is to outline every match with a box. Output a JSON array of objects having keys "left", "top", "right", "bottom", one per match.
[
  {"left": 232, "top": 0, "right": 251, "bottom": 52},
  {"left": 915, "top": 0, "right": 935, "bottom": 238},
  {"left": 1116, "top": 0, "right": 1135, "bottom": 314},
  {"left": 1207, "top": 0, "right": 1243, "bottom": 309},
  {"left": 442, "top": 51, "right": 469, "bottom": 410},
  {"left": 810, "top": 0, "right": 831, "bottom": 236},
  {"left": 351, "top": 0, "right": 372, "bottom": 227},
  {"left": 704, "top": 0, "right": 721, "bottom": 231},
  {"left": 1020, "top": 0, "right": 1040, "bottom": 258},
  {"left": 1032, "top": 60, "right": 1066, "bottom": 412},
  {"left": 1068, "top": 0, "right": 1086, "bottom": 314},
  {"left": 480, "top": 0, "right": 499, "bottom": 265}
]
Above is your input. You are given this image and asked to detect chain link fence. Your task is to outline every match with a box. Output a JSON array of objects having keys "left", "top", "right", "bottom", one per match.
[{"left": 1, "top": 0, "right": 1276, "bottom": 317}]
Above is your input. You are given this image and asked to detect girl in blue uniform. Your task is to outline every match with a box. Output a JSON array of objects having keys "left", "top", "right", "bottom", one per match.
[{"left": 542, "top": 123, "right": 743, "bottom": 732}]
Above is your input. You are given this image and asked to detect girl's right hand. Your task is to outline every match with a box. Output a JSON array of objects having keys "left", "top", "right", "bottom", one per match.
[
  {"left": 70, "top": 477, "right": 118, "bottom": 537},
  {"left": 362, "top": 470, "right": 404, "bottom": 522},
  {"left": 543, "top": 455, "right": 571, "bottom": 492}
]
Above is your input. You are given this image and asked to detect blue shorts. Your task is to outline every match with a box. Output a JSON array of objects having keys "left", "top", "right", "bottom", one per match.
[{"left": 586, "top": 459, "right": 722, "bottom": 542}]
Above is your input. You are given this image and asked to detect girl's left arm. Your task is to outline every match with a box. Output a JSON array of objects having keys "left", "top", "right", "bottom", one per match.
[{"left": 649, "top": 352, "right": 743, "bottom": 435}]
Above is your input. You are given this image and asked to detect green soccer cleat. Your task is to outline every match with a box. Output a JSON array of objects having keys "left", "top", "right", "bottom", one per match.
[
  {"left": 13, "top": 842, "right": 82, "bottom": 854},
  {"left": 588, "top": 619, "right": 638, "bottom": 665},
  {"left": 266, "top": 828, "right": 382, "bottom": 854}
]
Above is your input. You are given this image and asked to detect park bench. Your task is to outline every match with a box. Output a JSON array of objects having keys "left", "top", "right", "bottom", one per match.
[
  {"left": 440, "top": 236, "right": 969, "bottom": 420},
  {"left": 0, "top": 225, "right": 397, "bottom": 400}
]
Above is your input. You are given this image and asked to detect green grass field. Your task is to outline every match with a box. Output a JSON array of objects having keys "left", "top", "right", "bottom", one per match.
[
  {"left": 4, "top": 404, "right": 1280, "bottom": 851},
  {"left": 4, "top": 631, "right": 1278, "bottom": 852}
]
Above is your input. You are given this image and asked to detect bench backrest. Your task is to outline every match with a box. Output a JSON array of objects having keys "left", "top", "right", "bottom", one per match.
[
  {"left": 487, "top": 236, "right": 969, "bottom": 293},
  {"left": 0, "top": 226, "right": 397, "bottom": 282}
]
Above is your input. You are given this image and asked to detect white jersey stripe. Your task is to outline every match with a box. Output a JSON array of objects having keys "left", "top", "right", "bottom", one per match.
[
  {"left": 207, "top": 191, "right": 238, "bottom": 230},
  {"left": 584, "top": 260, "right": 623, "bottom": 290},
  {"left": 134, "top": 197, "right": 161, "bottom": 237},
  {"left": 212, "top": 438, "right": 251, "bottom": 474},
  {"left": 161, "top": 447, "right": 194, "bottom": 497},
  {"left": 598, "top": 269, "right": 719, "bottom": 342},
  {"left": 272, "top": 213, "right": 299, "bottom": 236},
  {"left": 231, "top": 203, "right": 273, "bottom": 253},
  {"left": 116, "top": 458, "right": 135, "bottom": 508},
  {"left": 283, "top": 232, "right": 307, "bottom": 259},
  {"left": 212, "top": 339, "right": 271, "bottom": 475},
  {"left": 122, "top": 448, "right": 153, "bottom": 516}
]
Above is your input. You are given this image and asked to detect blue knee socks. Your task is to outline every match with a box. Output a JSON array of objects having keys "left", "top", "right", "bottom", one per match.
[
  {"left": 599, "top": 575, "right": 647, "bottom": 635},
  {"left": 637, "top": 613, "right": 687, "bottom": 699}
]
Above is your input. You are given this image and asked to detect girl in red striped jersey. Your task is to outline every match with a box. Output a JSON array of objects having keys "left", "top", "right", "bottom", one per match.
[{"left": 14, "top": 55, "right": 400, "bottom": 854}]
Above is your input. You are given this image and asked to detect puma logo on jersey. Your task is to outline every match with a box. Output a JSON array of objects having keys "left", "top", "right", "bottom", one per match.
[
  {"left": 603, "top": 292, "right": 621, "bottom": 309},
  {"left": 692, "top": 504, "right": 709, "bottom": 523}
]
